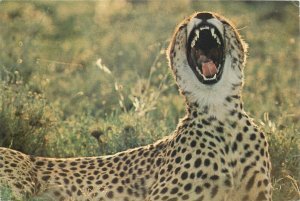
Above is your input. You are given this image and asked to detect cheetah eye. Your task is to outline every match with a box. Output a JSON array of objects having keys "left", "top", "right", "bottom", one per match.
[{"left": 187, "top": 23, "right": 225, "bottom": 85}]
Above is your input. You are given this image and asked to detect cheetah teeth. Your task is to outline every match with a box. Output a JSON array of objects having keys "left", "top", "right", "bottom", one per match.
[
  {"left": 191, "top": 27, "right": 221, "bottom": 48},
  {"left": 191, "top": 30, "right": 199, "bottom": 48},
  {"left": 200, "top": 26, "right": 209, "bottom": 30},
  {"left": 211, "top": 28, "right": 221, "bottom": 45}
]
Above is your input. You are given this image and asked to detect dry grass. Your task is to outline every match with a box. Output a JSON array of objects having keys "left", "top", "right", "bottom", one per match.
[{"left": 0, "top": 1, "right": 299, "bottom": 200}]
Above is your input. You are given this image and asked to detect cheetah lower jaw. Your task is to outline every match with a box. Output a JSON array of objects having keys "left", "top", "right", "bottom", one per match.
[{"left": 196, "top": 66, "right": 217, "bottom": 81}]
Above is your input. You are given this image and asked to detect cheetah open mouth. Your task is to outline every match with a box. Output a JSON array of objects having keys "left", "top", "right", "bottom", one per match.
[{"left": 187, "top": 24, "right": 225, "bottom": 85}]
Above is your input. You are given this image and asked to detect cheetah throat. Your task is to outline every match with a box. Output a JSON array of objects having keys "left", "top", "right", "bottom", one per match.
[{"left": 187, "top": 24, "right": 225, "bottom": 85}]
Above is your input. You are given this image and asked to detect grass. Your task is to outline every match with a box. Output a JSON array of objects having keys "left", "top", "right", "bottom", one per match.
[{"left": 0, "top": 1, "right": 299, "bottom": 200}]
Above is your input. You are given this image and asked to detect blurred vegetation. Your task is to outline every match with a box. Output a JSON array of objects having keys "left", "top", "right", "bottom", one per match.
[{"left": 0, "top": 1, "right": 299, "bottom": 200}]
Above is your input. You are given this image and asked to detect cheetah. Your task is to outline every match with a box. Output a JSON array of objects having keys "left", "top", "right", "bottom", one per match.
[{"left": 0, "top": 12, "right": 272, "bottom": 201}]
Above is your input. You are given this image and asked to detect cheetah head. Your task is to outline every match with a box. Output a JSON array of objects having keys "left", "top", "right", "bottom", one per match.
[{"left": 167, "top": 12, "right": 248, "bottom": 106}]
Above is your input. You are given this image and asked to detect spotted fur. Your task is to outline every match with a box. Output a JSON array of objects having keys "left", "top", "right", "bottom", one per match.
[{"left": 0, "top": 12, "right": 272, "bottom": 201}]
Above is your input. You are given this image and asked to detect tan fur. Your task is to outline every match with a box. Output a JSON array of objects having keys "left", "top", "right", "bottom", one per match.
[{"left": 0, "top": 12, "right": 272, "bottom": 201}]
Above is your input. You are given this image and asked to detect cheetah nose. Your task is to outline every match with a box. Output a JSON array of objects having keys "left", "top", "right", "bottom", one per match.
[{"left": 195, "top": 12, "right": 214, "bottom": 21}]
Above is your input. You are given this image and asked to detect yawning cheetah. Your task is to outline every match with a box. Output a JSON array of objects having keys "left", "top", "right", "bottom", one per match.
[{"left": 0, "top": 12, "right": 272, "bottom": 201}]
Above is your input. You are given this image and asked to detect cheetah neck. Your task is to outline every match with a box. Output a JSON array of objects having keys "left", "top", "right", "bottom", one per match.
[{"left": 185, "top": 91, "right": 245, "bottom": 123}]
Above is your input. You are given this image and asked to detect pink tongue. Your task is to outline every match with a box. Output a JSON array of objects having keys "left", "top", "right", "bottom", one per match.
[{"left": 201, "top": 61, "right": 217, "bottom": 77}]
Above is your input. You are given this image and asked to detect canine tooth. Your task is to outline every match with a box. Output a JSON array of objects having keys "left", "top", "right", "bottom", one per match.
[
  {"left": 191, "top": 40, "right": 195, "bottom": 47},
  {"left": 195, "top": 29, "right": 199, "bottom": 38},
  {"left": 196, "top": 67, "right": 202, "bottom": 75},
  {"left": 191, "top": 31, "right": 200, "bottom": 47},
  {"left": 211, "top": 28, "right": 216, "bottom": 38},
  {"left": 211, "top": 28, "right": 221, "bottom": 44},
  {"left": 191, "top": 37, "right": 197, "bottom": 47}
]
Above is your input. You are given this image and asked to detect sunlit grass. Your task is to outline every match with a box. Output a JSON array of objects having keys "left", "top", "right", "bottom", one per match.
[{"left": 0, "top": 1, "right": 299, "bottom": 200}]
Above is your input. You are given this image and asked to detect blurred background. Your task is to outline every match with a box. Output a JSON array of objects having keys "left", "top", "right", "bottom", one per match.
[{"left": 0, "top": 1, "right": 299, "bottom": 200}]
